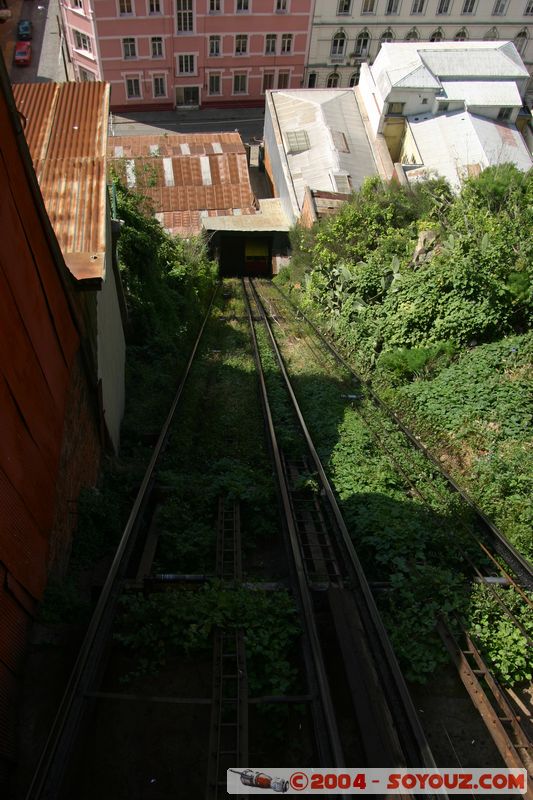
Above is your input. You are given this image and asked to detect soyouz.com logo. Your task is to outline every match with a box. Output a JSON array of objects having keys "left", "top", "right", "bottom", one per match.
[{"left": 227, "top": 768, "right": 528, "bottom": 794}]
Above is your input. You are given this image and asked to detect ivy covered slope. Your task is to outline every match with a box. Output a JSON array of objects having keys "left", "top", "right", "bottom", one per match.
[{"left": 277, "top": 166, "right": 532, "bottom": 559}]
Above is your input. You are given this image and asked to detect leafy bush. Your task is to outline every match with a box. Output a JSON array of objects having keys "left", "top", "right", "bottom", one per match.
[
  {"left": 116, "top": 583, "right": 300, "bottom": 694},
  {"left": 467, "top": 585, "right": 533, "bottom": 686}
]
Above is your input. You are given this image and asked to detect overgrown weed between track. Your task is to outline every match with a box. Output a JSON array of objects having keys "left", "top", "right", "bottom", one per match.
[
  {"left": 276, "top": 167, "right": 532, "bottom": 561},
  {"left": 257, "top": 280, "right": 533, "bottom": 687},
  {"left": 40, "top": 183, "right": 217, "bottom": 623},
  {"left": 115, "top": 280, "right": 302, "bottom": 708}
]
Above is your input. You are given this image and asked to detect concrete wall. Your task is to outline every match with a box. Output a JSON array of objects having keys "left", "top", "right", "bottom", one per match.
[
  {"left": 358, "top": 61, "right": 382, "bottom": 134},
  {"left": 96, "top": 209, "right": 125, "bottom": 454}
]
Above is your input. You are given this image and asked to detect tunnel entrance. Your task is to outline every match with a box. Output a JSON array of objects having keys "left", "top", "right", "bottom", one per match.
[{"left": 217, "top": 234, "right": 272, "bottom": 278}]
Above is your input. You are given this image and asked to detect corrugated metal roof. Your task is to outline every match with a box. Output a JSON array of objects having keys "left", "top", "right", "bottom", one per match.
[
  {"left": 13, "top": 82, "right": 110, "bottom": 282},
  {"left": 269, "top": 89, "right": 377, "bottom": 215},
  {"left": 405, "top": 110, "right": 532, "bottom": 191},
  {"left": 420, "top": 47, "right": 529, "bottom": 79},
  {"left": 393, "top": 64, "right": 441, "bottom": 90},
  {"left": 441, "top": 80, "right": 523, "bottom": 108},
  {"left": 374, "top": 42, "right": 529, "bottom": 95},
  {"left": 108, "top": 133, "right": 256, "bottom": 236}
]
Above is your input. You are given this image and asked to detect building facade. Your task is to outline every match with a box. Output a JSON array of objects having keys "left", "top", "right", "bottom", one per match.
[
  {"left": 60, "top": 0, "right": 314, "bottom": 110},
  {"left": 306, "top": 0, "right": 532, "bottom": 93}
]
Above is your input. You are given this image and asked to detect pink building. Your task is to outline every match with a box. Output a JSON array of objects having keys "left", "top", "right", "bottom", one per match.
[{"left": 60, "top": 0, "right": 314, "bottom": 110}]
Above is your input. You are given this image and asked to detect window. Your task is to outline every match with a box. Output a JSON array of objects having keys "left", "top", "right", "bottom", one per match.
[
  {"left": 262, "top": 72, "right": 274, "bottom": 92},
  {"left": 209, "top": 0, "right": 220, "bottom": 9},
  {"left": 236, "top": 0, "right": 249, "bottom": 10},
  {"left": 235, "top": 34, "right": 247, "bottom": 54},
  {"left": 411, "top": 0, "right": 425, "bottom": 13},
  {"left": 514, "top": 28, "right": 528, "bottom": 53},
  {"left": 430, "top": 28, "right": 443, "bottom": 40},
  {"left": 385, "top": 0, "right": 399, "bottom": 12},
  {"left": 286, "top": 129, "right": 309, "bottom": 153},
  {"left": 327, "top": 72, "right": 339, "bottom": 87},
  {"left": 73, "top": 0, "right": 83, "bottom": 9},
  {"left": 79, "top": 67, "right": 95, "bottom": 80},
  {"left": 462, "top": 0, "right": 475, "bottom": 12},
  {"left": 308, "top": 72, "right": 317, "bottom": 87},
  {"left": 492, "top": 0, "right": 507, "bottom": 13},
  {"left": 275, "top": 0, "right": 287, "bottom": 10},
  {"left": 209, "top": 73, "right": 221, "bottom": 94},
  {"left": 119, "top": 0, "right": 132, "bottom": 14},
  {"left": 153, "top": 75, "right": 166, "bottom": 96},
  {"left": 278, "top": 71, "right": 289, "bottom": 88},
  {"left": 349, "top": 68, "right": 360, "bottom": 86},
  {"left": 126, "top": 77, "right": 141, "bottom": 97},
  {"left": 265, "top": 34, "right": 276, "bottom": 54},
  {"left": 388, "top": 101, "right": 405, "bottom": 113},
  {"left": 438, "top": 100, "right": 449, "bottom": 111},
  {"left": 151, "top": 36, "right": 163, "bottom": 57},
  {"left": 380, "top": 28, "right": 394, "bottom": 43},
  {"left": 123, "top": 37, "right": 136, "bottom": 58},
  {"left": 454, "top": 27, "right": 468, "bottom": 39},
  {"left": 497, "top": 107, "right": 512, "bottom": 120},
  {"left": 233, "top": 73, "right": 247, "bottom": 93},
  {"left": 209, "top": 35, "right": 220, "bottom": 56},
  {"left": 337, "top": 0, "right": 351, "bottom": 13},
  {"left": 526, "top": 1, "right": 533, "bottom": 14},
  {"left": 484, "top": 26, "right": 498, "bottom": 39},
  {"left": 361, "top": 0, "right": 375, "bottom": 12},
  {"left": 74, "top": 30, "right": 92, "bottom": 51},
  {"left": 436, "top": 0, "right": 451, "bottom": 12},
  {"left": 331, "top": 32, "right": 346, "bottom": 57},
  {"left": 178, "top": 54, "right": 195, "bottom": 72},
  {"left": 355, "top": 30, "right": 370, "bottom": 55},
  {"left": 405, "top": 27, "right": 419, "bottom": 40},
  {"left": 176, "top": 0, "right": 193, "bottom": 32},
  {"left": 149, "top": 0, "right": 160, "bottom": 11},
  {"left": 281, "top": 33, "right": 292, "bottom": 53}
]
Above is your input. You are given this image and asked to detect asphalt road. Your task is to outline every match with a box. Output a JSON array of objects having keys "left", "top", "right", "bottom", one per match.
[{"left": 110, "top": 112, "right": 265, "bottom": 143}]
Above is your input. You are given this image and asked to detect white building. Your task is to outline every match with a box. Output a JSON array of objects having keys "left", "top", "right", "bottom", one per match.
[
  {"left": 355, "top": 40, "right": 532, "bottom": 187},
  {"left": 400, "top": 109, "right": 533, "bottom": 188},
  {"left": 263, "top": 88, "right": 380, "bottom": 225},
  {"left": 358, "top": 40, "right": 530, "bottom": 135},
  {"left": 306, "top": 0, "right": 532, "bottom": 94}
]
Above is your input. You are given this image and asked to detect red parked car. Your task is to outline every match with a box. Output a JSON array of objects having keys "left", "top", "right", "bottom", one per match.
[{"left": 14, "top": 41, "right": 31, "bottom": 65}]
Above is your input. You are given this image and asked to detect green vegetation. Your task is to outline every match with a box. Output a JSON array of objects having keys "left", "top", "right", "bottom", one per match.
[
  {"left": 266, "top": 164, "right": 533, "bottom": 688},
  {"left": 116, "top": 583, "right": 300, "bottom": 696},
  {"left": 276, "top": 167, "right": 532, "bottom": 560},
  {"left": 40, "top": 184, "right": 217, "bottom": 622},
  {"left": 152, "top": 282, "right": 277, "bottom": 575}
]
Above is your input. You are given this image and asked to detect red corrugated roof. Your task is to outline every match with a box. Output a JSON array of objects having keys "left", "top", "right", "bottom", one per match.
[
  {"left": 13, "top": 82, "right": 110, "bottom": 283},
  {"left": 108, "top": 133, "right": 257, "bottom": 235}
]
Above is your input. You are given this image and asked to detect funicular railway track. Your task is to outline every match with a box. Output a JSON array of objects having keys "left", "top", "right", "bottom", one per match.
[
  {"left": 242, "top": 277, "right": 438, "bottom": 778},
  {"left": 250, "top": 279, "right": 533, "bottom": 791},
  {"left": 23, "top": 278, "right": 531, "bottom": 800}
]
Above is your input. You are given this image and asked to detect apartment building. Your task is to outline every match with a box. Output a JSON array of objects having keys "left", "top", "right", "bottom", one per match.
[
  {"left": 306, "top": 0, "right": 532, "bottom": 93},
  {"left": 60, "top": 0, "right": 314, "bottom": 110}
]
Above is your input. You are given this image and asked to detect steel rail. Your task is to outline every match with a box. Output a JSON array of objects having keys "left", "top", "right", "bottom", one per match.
[
  {"left": 249, "top": 279, "right": 437, "bottom": 772},
  {"left": 260, "top": 288, "right": 533, "bottom": 643},
  {"left": 241, "top": 278, "right": 344, "bottom": 768},
  {"left": 25, "top": 286, "right": 219, "bottom": 800},
  {"left": 270, "top": 282, "right": 533, "bottom": 592}
]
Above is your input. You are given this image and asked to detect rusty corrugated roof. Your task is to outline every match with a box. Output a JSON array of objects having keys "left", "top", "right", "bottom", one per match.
[
  {"left": 13, "top": 82, "right": 110, "bottom": 283},
  {"left": 108, "top": 133, "right": 256, "bottom": 236}
]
